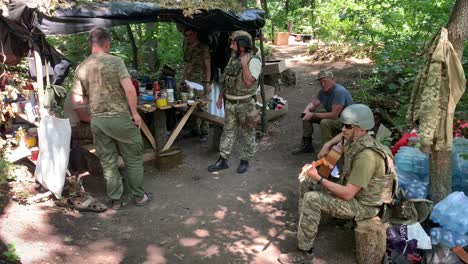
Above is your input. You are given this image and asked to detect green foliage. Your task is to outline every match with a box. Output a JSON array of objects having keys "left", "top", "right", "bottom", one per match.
[
  {"left": 2, "top": 243, "right": 20, "bottom": 263},
  {"left": 307, "top": 43, "right": 318, "bottom": 54},
  {"left": 0, "top": 156, "right": 14, "bottom": 184}
]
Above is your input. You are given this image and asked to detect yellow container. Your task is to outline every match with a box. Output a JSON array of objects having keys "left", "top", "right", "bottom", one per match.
[
  {"left": 25, "top": 135, "right": 37, "bottom": 148},
  {"left": 156, "top": 98, "right": 168, "bottom": 107}
]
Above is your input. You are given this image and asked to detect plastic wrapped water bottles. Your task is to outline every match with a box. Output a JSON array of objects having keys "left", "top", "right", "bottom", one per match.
[
  {"left": 395, "top": 146, "right": 430, "bottom": 182},
  {"left": 430, "top": 227, "right": 468, "bottom": 248},
  {"left": 452, "top": 137, "right": 468, "bottom": 194},
  {"left": 430, "top": 192, "right": 468, "bottom": 234},
  {"left": 395, "top": 168, "right": 429, "bottom": 199}
]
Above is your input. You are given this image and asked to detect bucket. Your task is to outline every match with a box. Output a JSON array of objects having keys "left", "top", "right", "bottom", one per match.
[{"left": 156, "top": 98, "right": 168, "bottom": 107}]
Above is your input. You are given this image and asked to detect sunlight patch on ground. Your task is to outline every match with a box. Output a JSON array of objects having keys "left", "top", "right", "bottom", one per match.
[
  {"left": 179, "top": 237, "right": 202, "bottom": 247},
  {"left": 194, "top": 228, "right": 210, "bottom": 238},
  {"left": 143, "top": 244, "right": 167, "bottom": 264},
  {"left": 83, "top": 240, "right": 125, "bottom": 263},
  {"left": 194, "top": 244, "right": 220, "bottom": 258},
  {"left": 214, "top": 205, "right": 227, "bottom": 219},
  {"left": 250, "top": 190, "right": 287, "bottom": 225}
]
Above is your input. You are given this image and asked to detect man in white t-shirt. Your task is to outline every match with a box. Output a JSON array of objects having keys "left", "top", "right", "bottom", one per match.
[
  {"left": 208, "top": 30, "right": 261, "bottom": 174},
  {"left": 64, "top": 92, "right": 92, "bottom": 144}
]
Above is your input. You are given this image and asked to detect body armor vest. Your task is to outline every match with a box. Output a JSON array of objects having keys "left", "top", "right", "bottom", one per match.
[
  {"left": 224, "top": 54, "right": 260, "bottom": 96},
  {"left": 343, "top": 135, "right": 398, "bottom": 207}
]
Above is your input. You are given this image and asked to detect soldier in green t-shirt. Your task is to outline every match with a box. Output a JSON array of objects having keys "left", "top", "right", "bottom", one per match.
[
  {"left": 71, "top": 28, "right": 153, "bottom": 210},
  {"left": 278, "top": 104, "right": 396, "bottom": 264}
]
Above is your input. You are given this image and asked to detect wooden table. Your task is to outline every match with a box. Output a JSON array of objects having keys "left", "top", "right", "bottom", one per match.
[{"left": 138, "top": 99, "right": 208, "bottom": 152}]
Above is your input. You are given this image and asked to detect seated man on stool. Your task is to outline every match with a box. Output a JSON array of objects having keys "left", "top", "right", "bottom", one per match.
[
  {"left": 292, "top": 70, "right": 353, "bottom": 154},
  {"left": 64, "top": 91, "right": 92, "bottom": 145},
  {"left": 278, "top": 104, "right": 396, "bottom": 263}
]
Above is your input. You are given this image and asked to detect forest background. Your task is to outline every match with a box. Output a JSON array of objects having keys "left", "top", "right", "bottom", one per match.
[{"left": 2, "top": 0, "right": 468, "bottom": 131}]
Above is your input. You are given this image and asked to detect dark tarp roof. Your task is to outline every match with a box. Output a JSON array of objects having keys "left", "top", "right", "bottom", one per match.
[{"left": 38, "top": 2, "right": 266, "bottom": 35}]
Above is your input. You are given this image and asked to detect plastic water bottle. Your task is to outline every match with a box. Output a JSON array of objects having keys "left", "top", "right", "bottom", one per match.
[
  {"left": 452, "top": 138, "right": 468, "bottom": 195},
  {"left": 431, "top": 228, "right": 468, "bottom": 248},
  {"left": 395, "top": 146, "right": 429, "bottom": 183}
]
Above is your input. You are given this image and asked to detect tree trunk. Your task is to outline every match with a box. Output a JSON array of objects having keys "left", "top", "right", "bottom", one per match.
[
  {"left": 429, "top": 0, "right": 467, "bottom": 203},
  {"left": 261, "top": 0, "right": 268, "bottom": 16},
  {"left": 446, "top": 0, "right": 468, "bottom": 59},
  {"left": 354, "top": 219, "right": 386, "bottom": 264},
  {"left": 285, "top": 0, "right": 289, "bottom": 14},
  {"left": 126, "top": 25, "right": 139, "bottom": 71},
  {"left": 144, "top": 23, "right": 158, "bottom": 72}
]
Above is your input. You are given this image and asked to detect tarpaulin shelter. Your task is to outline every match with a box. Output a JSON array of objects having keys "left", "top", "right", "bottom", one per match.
[{"left": 1, "top": 1, "right": 268, "bottom": 129}]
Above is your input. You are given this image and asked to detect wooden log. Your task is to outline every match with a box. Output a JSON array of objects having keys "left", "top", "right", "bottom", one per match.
[{"left": 354, "top": 218, "right": 386, "bottom": 264}]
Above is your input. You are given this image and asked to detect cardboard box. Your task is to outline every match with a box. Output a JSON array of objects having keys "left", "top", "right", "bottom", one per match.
[
  {"left": 274, "top": 32, "right": 289, "bottom": 46},
  {"left": 264, "top": 59, "right": 286, "bottom": 75}
]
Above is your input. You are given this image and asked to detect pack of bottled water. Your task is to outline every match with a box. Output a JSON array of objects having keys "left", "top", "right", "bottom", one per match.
[
  {"left": 395, "top": 146, "right": 430, "bottom": 182},
  {"left": 430, "top": 227, "right": 468, "bottom": 248},
  {"left": 452, "top": 137, "right": 468, "bottom": 194},
  {"left": 430, "top": 191, "right": 468, "bottom": 235}
]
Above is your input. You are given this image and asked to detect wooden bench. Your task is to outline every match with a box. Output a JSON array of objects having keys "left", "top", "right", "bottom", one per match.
[{"left": 191, "top": 110, "right": 224, "bottom": 150}]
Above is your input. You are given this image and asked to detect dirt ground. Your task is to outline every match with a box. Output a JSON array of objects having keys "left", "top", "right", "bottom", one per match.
[{"left": 0, "top": 41, "right": 373, "bottom": 264}]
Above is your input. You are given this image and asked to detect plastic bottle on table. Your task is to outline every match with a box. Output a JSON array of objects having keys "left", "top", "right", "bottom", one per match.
[{"left": 153, "top": 80, "right": 160, "bottom": 96}]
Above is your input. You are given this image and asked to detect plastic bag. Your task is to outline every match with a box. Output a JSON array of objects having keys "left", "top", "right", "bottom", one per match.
[
  {"left": 35, "top": 110, "right": 71, "bottom": 198},
  {"left": 407, "top": 222, "right": 432, "bottom": 250},
  {"left": 422, "top": 244, "right": 464, "bottom": 264}
]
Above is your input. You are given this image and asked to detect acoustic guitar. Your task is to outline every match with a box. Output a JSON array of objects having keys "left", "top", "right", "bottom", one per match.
[{"left": 299, "top": 143, "right": 344, "bottom": 181}]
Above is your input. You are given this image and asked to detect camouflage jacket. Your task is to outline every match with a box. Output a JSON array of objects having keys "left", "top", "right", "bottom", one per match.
[
  {"left": 406, "top": 27, "right": 466, "bottom": 152},
  {"left": 183, "top": 42, "right": 210, "bottom": 84},
  {"left": 72, "top": 52, "right": 131, "bottom": 118},
  {"left": 343, "top": 135, "right": 397, "bottom": 207}
]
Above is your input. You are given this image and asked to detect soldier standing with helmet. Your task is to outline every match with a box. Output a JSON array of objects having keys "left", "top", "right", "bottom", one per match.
[
  {"left": 278, "top": 104, "right": 397, "bottom": 263},
  {"left": 207, "top": 30, "right": 262, "bottom": 174}
]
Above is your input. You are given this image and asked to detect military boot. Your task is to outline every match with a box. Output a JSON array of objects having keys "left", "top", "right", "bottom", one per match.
[
  {"left": 236, "top": 160, "right": 249, "bottom": 174},
  {"left": 292, "top": 137, "right": 314, "bottom": 155},
  {"left": 208, "top": 156, "right": 229, "bottom": 172}
]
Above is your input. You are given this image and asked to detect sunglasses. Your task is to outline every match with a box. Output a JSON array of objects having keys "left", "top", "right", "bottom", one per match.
[{"left": 343, "top": 124, "right": 353, "bottom": 129}]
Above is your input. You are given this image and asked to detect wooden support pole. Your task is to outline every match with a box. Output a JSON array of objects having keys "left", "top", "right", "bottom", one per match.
[
  {"left": 33, "top": 49, "right": 44, "bottom": 110},
  {"left": 258, "top": 29, "right": 268, "bottom": 133}
]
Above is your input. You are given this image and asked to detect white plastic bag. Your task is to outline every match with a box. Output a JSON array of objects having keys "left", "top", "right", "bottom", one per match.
[
  {"left": 35, "top": 110, "right": 71, "bottom": 198},
  {"left": 407, "top": 222, "right": 432, "bottom": 250},
  {"left": 208, "top": 82, "right": 225, "bottom": 118}
]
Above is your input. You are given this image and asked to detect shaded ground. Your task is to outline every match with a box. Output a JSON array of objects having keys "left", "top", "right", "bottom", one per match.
[{"left": 0, "top": 40, "right": 372, "bottom": 264}]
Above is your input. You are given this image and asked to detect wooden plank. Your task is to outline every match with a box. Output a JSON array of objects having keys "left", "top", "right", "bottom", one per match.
[
  {"left": 191, "top": 111, "right": 224, "bottom": 127},
  {"left": 161, "top": 104, "right": 197, "bottom": 152},
  {"left": 140, "top": 121, "right": 157, "bottom": 150}
]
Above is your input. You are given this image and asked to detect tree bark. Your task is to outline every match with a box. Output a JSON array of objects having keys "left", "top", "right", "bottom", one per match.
[
  {"left": 126, "top": 25, "right": 139, "bottom": 71},
  {"left": 446, "top": 0, "right": 468, "bottom": 59},
  {"left": 261, "top": 0, "right": 268, "bottom": 16},
  {"left": 429, "top": 0, "right": 467, "bottom": 203}
]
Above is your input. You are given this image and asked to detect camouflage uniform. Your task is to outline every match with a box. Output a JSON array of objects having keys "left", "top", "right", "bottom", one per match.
[
  {"left": 72, "top": 52, "right": 144, "bottom": 200},
  {"left": 184, "top": 42, "right": 210, "bottom": 135},
  {"left": 219, "top": 54, "right": 261, "bottom": 161},
  {"left": 302, "top": 106, "right": 343, "bottom": 145},
  {"left": 406, "top": 28, "right": 466, "bottom": 152},
  {"left": 297, "top": 135, "right": 396, "bottom": 251}
]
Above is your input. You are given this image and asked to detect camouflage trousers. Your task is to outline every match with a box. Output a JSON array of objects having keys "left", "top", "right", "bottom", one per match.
[
  {"left": 91, "top": 116, "right": 145, "bottom": 200},
  {"left": 192, "top": 89, "right": 209, "bottom": 135},
  {"left": 297, "top": 180, "right": 380, "bottom": 251},
  {"left": 302, "top": 118, "right": 342, "bottom": 145},
  {"left": 219, "top": 98, "right": 257, "bottom": 161}
]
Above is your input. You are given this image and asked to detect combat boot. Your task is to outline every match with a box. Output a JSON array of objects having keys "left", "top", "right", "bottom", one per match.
[
  {"left": 208, "top": 156, "right": 229, "bottom": 172},
  {"left": 237, "top": 160, "right": 249, "bottom": 174},
  {"left": 292, "top": 137, "right": 314, "bottom": 155},
  {"left": 278, "top": 249, "right": 315, "bottom": 264}
]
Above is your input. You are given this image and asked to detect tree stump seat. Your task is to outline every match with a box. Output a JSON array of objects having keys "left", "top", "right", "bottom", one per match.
[{"left": 354, "top": 217, "right": 387, "bottom": 264}]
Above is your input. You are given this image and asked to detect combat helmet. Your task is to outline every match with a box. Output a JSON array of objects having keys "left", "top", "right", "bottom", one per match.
[
  {"left": 230, "top": 30, "right": 252, "bottom": 50},
  {"left": 340, "top": 104, "right": 375, "bottom": 130}
]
